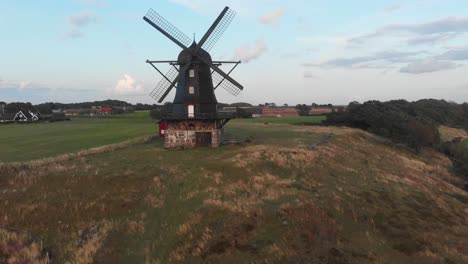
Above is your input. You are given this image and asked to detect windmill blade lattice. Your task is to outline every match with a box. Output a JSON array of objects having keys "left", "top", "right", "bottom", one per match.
[
  {"left": 212, "top": 71, "right": 241, "bottom": 96},
  {"left": 201, "top": 8, "right": 236, "bottom": 52},
  {"left": 150, "top": 67, "right": 179, "bottom": 102},
  {"left": 145, "top": 9, "right": 192, "bottom": 48}
]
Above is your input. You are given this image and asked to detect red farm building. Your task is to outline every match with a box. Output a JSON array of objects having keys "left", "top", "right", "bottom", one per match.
[{"left": 100, "top": 107, "right": 113, "bottom": 115}]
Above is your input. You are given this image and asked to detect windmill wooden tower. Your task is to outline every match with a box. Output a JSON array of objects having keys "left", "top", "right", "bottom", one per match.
[{"left": 143, "top": 6, "right": 243, "bottom": 148}]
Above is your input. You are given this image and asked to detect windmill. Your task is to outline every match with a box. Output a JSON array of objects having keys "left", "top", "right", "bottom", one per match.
[{"left": 143, "top": 6, "right": 243, "bottom": 148}]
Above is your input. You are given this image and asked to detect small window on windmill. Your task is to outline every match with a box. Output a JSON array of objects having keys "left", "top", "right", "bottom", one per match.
[
  {"left": 189, "top": 69, "right": 195, "bottom": 78},
  {"left": 188, "top": 105, "right": 195, "bottom": 118},
  {"left": 188, "top": 86, "right": 195, "bottom": 94}
]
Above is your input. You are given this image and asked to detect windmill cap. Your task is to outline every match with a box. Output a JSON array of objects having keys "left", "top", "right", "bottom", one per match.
[{"left": 178, "top": 41, "right": 212, "bottom": 65}]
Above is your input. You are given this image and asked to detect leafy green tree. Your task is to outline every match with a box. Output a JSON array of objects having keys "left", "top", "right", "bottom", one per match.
[
  {"left": 235, "top": 107, "right": 252, "bottom": 118},
  {"left": 295, "top": 104, "right": 311, "bottom": 116}
]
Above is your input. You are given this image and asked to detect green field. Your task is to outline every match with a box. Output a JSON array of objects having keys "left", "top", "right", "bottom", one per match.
[
  {"left": 1, "top": 117, "right": 467, "bottom": 263},
  {"left": 0, "top": 115, "right": 325, "bottom": 162},
  {"left": 0, "top": 112, "right": 156, "bottom": 162}
]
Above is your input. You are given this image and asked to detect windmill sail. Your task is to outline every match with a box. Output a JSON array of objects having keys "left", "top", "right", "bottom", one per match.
[
  {"left": 149, "top": 67, "right": 179, "bottom": 102},
  {"left": 144, "top": 9, "right": 192, "bottom": 49},
  {"left": 212, "top": 71, "right": 242, "bottom": 96},
  {"left": 201, "top": 8, "right": 236, "bottom": 52}
]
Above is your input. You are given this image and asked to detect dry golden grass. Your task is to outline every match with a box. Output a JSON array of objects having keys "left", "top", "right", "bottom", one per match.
[
  {"left": 127, "top": 220, "right": 145, "bottom": 235},
  {"left": 143, "top": 194, "right": 165, "bottom": 208},
  {"left": 263, "top": 243, "right": 287, "bottom": 260},
  {"left": 203, "top": 172, "right": 296, "bottom": 214},
  {"left": 0, "top": 228, "right": 49, "bottom": 264},
  {"left": 231, "top": 144, "right": 319, "bottom": 170},
  {"left": 377, "top": 149, "right": 465, "bottom": 197},
  {"left": 180, "top": 190, "right": 201, "bottom": 201},
  {"left": 143, "top": 176, "right": 166, "bottom": 208},
  {"left": 231, "top": 145, "right": 269, "bottom": 168},
  {"left": 169, "top": 227, "right": 212, "bottom": 262},
  {"left": 291, "top": 125, "right": 358, "bottom": 135},
  {"left": 70, "top": 221, "right": 113, "bottom": 264},
  {"left": 439, "top": 125, "right": 468, "bottom": 142},
  {"left": 298, "top": 128, "right": 466, "bottom": 197},
  {"left": 176, "top": 213, "right": 203, "bottom": 236}
]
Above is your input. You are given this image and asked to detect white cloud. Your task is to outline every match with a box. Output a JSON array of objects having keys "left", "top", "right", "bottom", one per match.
[
  {"left": 302, "top": 63, "right": 319, "bottom": 68},
  {"left": 444, "top": 44, "right": 468, "bottom": 50},
  {"left": 67, "top": 11, "right": 97, "bottom": 27},
  {"left": 114, "top": 74, "right": 143, "bottom": 95},
  {"left": 297, "top": 36, "right": 350, "bottom": 47},
  {"left": 63, "top": 11, "right": 97, "bottom": 40},
  {"left": 260, "top": 9, "right": 286, "bottom": 26},
  {"left": 407, "top": 33, "right": 458, "bottom": 45},
  {"left": 63, "top": 28, "right": 84, "bottom": 39},
  {"left": 0, "top": 78, "right": 41, "bottom": 89},
  {"left": 304, "top": 71, "right": 317, "bottom": 79},
  {"left": 18, "top": 81, "right": 32, "bottom": 90},
  {"left": 233, "top": 39, "right": 267, "bottom": 63},
  {"left": 320, "top": 50, "right": 423, "bottom": 68},
  {"left": 400, "top": 58, "right": 461, "bottom": 74},
  {"left": 437, "top": 48, "right": 468, "bottom": 61},
  {"left": 349, "top": 16, "right": 468, "bottom": 44},
  {"left": 384, "top": 4, "right": 401, "bottom": 13}
]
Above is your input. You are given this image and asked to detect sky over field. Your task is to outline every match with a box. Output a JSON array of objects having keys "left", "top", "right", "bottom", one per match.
[{"left": 1, "top": 0, "right": 468, "bottom": 104}]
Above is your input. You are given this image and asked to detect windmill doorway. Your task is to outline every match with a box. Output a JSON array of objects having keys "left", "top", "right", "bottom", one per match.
[{"left": 196, "top": 132, "right": 212, "bottom": 147}]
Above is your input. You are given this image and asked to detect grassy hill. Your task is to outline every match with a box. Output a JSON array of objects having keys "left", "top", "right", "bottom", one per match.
[
  {"left": 231, "top": 115, "right": 326, "bottom": 124},
  {"left": 1, "top": 120, "right": 467, "bottom": 263}
]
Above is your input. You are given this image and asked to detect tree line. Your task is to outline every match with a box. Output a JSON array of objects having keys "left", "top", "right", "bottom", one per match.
[{"left": 0, "top": 100, "right": 159, "bottom": 114}]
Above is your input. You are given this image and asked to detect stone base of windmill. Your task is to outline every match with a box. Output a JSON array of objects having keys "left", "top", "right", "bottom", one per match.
[{"left": 163, "top": 120, "right": 225, "bottom": 148}]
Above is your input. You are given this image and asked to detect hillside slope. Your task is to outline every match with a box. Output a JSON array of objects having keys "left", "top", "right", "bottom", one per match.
[{"left": 1, "top": 124, "right": 467, "bottom": 263}]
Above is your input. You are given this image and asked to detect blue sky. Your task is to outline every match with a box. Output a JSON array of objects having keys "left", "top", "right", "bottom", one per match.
[{"left": 1, "top": 0, "right": 468, "bottom": 104}]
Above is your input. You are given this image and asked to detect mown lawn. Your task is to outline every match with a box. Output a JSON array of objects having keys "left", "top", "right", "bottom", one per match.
[{"left": 0, "top": 111, "right": 156, "bottom": 162}]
